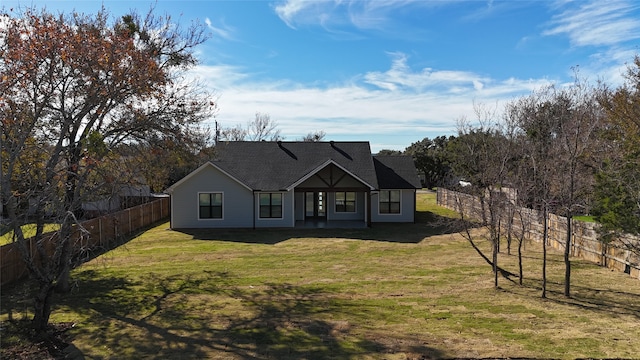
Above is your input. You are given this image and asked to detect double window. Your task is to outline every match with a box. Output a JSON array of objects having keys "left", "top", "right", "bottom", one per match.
[
  {"left": 260, "top": 193, "right": 283, "bottom": 218},
  {"left": 335, "top": 191, "right": 356, "bottom": 213},
  {"left": 199, "top": 193, "right": 222, "bottom": 219},
  {"left": 379, "top": 190, "right": 400, "bottom": 214}
]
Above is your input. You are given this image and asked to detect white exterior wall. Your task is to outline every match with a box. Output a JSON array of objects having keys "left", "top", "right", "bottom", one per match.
[
  {"left": 326, "top": 192, "right": 366, "bottom": 221},
  {"left": 254, "top": 190, "right": 296, "bottom": 228},
  {"left": 371, "top": 189, "right": 416, "bottom": 223},
  {"left": 170, "top": 165, "right": 254, "bottom": 228}
]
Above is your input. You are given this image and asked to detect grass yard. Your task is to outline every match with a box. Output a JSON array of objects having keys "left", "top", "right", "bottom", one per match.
[
  {"left": 2, "top": 192, "right": 639, "bottom": 359},
  {"left": 0, "top": 223, "right": 61, "bottom": 246}
]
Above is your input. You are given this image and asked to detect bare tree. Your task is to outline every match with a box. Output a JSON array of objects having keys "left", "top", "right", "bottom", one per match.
[
  {"left": 449, "top": 104, "right": 518, "bottom": 288},
  {"left": 300, "top": 130, "right": 326, "bottom": 142},
  {"left": 218, "top": 112, "right": 283, "bottom": 142},
  {"left": 219, "top": 124, "right": 247, "bottom": 141},
  {"left": 507, "top": 84, "right": 568, "bottom": 298},
  {"left": 247, "top": 112, "right": 282, "bottom": 141},
  {"left": 553, "top": 75, "right": 603, "bottom": 297}
]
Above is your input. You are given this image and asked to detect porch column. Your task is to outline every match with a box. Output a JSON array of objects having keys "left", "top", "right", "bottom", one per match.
[
  {"left": 413, "top": 189, "right": 417, "bottom": 224},
  {"left": 366, "top": 189, "right": 372, "bottom": 227}
]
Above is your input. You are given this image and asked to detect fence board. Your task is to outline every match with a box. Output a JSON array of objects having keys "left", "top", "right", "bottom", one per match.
[
  {"left": 0, "top": 197, "right": 170, "bottom": 288},
  {"left": 436, "top": 188, "right": 640, "bottom": 280}
]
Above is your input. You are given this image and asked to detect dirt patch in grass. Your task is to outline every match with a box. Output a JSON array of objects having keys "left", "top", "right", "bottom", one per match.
[{"left": 1, "top": 321, "right": 78, "bottom": 360}]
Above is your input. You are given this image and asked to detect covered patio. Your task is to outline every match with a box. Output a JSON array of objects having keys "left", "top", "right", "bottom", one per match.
[{"left": 294, "top": 219, "right": 368, "bottom": 229}]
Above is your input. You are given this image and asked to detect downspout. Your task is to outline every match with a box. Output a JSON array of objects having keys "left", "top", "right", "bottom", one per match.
[
  {"left": 253, "top": 191, "right": 256, "bottom": 229},
  {"left": 169, "top": 194, "right": 173, "bottom": 229}
]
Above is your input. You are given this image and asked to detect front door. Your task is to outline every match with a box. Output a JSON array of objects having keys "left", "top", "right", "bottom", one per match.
[{"left": 305, "top": 191, "right": 326, "bottom": 219}]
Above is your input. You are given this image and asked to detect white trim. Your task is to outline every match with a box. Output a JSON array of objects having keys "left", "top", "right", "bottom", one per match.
[
  {"left": 377, "top": 189, "right": 402, "bottom": 216},
  {"left": 257, "top": 192, "right": 285, "bottom": 220},
  {"left": 286, "top": 159, "right": 375, "bottom": 191},
  {"left": 165, "top": 162, "right": 252, "bottom": 193},
  {"left": 291, "top": 189, "right": 296, "bottom": 227},
  {"left": 197, "top": 191, "right": 224, "bottom": 221},
  {"left": 334, "top": 191, "right": 357, "bottom": 214}
]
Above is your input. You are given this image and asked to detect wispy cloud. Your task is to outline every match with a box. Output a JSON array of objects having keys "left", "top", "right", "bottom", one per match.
[
  {"left": 363, "top": 52, "right": 493, "bottom": 92},
  {"left": 190, "top": 52, "right": 552, "bottom": 151},
  {"left": 543, "top": 1, "right": 640, "bottom": 47},
  {"left": 204, "top": 17, "right": 235, "bottom": 41},
  {"left": 273, "top": 0, "right": 323, "bottom": 29},
  {"left": 273, "top": 0, "right": 437, "bottom": 33}
]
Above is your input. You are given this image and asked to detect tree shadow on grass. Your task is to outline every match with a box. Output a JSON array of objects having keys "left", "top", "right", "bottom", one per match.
[
  {"left": 62, "top": 270, "right": 445, "bottom": 359},
  {"left": 544, "top": 279, "right": 640, "bottom": 321},
  {"left": 174, "top": 210, "right": 468, "bottom": 245},
  {"left": 503, "top": 274, "right": 640, "bottom": 322}
]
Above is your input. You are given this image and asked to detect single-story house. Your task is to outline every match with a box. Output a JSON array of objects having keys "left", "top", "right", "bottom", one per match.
[{"left": 165, "top": 141, "right": 421, "bottom": 229}]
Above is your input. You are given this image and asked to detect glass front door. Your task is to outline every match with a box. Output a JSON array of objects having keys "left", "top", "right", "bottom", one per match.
[{"left": 305, "top": 191, "right": 326, "bottom": 218}]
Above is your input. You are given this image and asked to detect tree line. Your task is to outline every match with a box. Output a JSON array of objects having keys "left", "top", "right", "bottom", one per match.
[{"left": 387, "top": 62, "right": 640, "bottom": 297}]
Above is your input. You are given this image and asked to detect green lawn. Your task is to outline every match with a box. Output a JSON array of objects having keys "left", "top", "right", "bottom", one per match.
[
  {"left": 574, "top": 215, "right": 597, "bottom": 223},
  {"left": 2, "top": 191, "right": 639, "bottom": 359},
  {"left": 0, "top": 223, "right": 61, "bottom": 246}
]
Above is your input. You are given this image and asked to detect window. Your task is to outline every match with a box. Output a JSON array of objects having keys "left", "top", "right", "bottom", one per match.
[
  {"left": 335, "top": 192, "right": 356, "bottom": 213},
  {"left": 199, "top": 193, "right": 222, "bottom": 219},
  {"left": 379, "top": 190, "right": 400, "bottom": 214},
  {"left": 260, "top": 193, "right": 282, "bottom": 218}
]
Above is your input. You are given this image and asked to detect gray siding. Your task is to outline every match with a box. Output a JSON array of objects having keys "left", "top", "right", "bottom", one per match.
[
  {"left": 294, "top": 192, "right": 305, "bottom": 221},
  {"left": 371, "top": 189, "right": 415, "bottom": 223},
  {"left": 326, "top": 192, "right": 366, "bottom": 221},
  {"left": 254, "top": 191, "right": 295, "bottom": 228},
  {"left": 170, "top": 165, "right": 254, "bottom": 228}
]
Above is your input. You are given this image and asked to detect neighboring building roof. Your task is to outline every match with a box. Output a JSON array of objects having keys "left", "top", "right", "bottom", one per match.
[
  {"left": 167, "top": 141, "right": 421, "bottom": 192},
  {"left": 373, "top": 156, "right": 423, "bottom": 189}
]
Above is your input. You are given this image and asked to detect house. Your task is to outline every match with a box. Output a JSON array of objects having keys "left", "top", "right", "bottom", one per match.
[
  {"left": 165, "top": 141, "right": 421, "bottom": 229},
  {"left": 82, "top": 176, "right": 152, "bottom": 218}
]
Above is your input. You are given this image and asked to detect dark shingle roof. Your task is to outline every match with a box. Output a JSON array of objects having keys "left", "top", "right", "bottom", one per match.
[
  {"left": 373, "top": 155, "right": 422, "bottom": 189},
  {"left": 213, "top": 141, "right": 379, "bottom": 190}
]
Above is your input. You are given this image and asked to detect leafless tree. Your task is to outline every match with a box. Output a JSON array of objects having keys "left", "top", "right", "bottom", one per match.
[
  {"left": 300, "top": 130, "right": 326, "bottom": 142},
  {"left": 247, "top": 112, "right": 282, "bottom": 141},
  {"left": 553, "top": 75, "right": 604, "bottom": 297},
  {"left": 218, "top": 112, "right": 283, "bottom": 142},
  {"left": 450, "top": 104, "right": 518, "bottom": 288}
]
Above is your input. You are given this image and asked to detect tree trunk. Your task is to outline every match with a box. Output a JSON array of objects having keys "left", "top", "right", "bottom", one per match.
[
  {"left": 32, "top": 283, "right": 55, "bottom": 333},
  {"left": 507, "top": 207, "right": 513, "bottom": 255},
  {"left": 55, "top": 238, "right": 72, "bottom": 294},
  {"left": 542, "top": 206, "right": 548, "bottom": 299},
  {"left": 518, "top": 237, "right": 523, "bottom": 285},
  {"left": 564, "top": 214, "right": 572, "bottom": 298},
  {"left": 493, "top": 237, "right": 499, "bottom": 288}
]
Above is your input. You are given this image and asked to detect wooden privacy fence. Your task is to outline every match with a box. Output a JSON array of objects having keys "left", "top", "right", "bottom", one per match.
[
  {"left": 437, "top": 188, "right": 640, "bottom": 280},
  {"left": 0, "top": 197, "right": 170, "bottom": 289}
]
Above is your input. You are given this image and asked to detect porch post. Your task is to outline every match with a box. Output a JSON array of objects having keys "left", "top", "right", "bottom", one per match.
[
  {"left": 366, "top": 189, "right": 372, "bottom": 227},
  {"left": 413, "top": 189, "right": 417, "bottom": 224},
  {"left": 252, "top": 191, "right": 256, "bottom": 229}
]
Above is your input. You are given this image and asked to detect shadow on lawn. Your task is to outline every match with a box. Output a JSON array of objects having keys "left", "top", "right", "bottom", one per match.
[
  {"left": 175, "top": 210, "right": 467, "bottom": 245},
  {"left": 502, "top": 271, "right": 640, "bottom": 322},
  {"left": 65, "top": 270, "right": 444, "bottom": 359},
  {"left": 540, "top": 279, "right": 640, "bottom": 321}
]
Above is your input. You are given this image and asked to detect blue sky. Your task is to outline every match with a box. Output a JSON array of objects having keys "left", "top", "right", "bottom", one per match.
[{"left": 3, "top": 0, "right": 640, "bottom": 152}]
